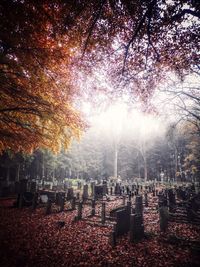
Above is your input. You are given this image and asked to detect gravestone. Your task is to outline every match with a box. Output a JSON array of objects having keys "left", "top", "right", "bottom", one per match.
[
  {"left": 168, "top": 189, "right": 176, "bottom": 212},
  {"left": 158, "top": 193, "right": 167, "bottom": 207},
  {"left": 130, "top": 214, "right": 144, "bottom": 242},
  {"left": 114, "top": 183, "right": 121, "bottom": 195},
  {"left": 135, "top": 195, "right": 143, "bottom": 215},
  {"left": 91, "top": 199, "right": 96, "bottom": 216},
  {"left": 159, "top": 206, "right": 169, "bottom": 232},
  {"left": 94, "top": 185, "right": 103, "bottom": 199},
  {"left": 82, "top": 184, "right": 89, "bottom": 200},
  {"left": 77, "top": 201, "right": 83, "bottom": 220},
  {"left": 66, "top": 188, "right": 74, "bottom": 200},
  {"left": 32, "top": 192, "right": 38, "bottom": 210},
  {"left": 115, "top": 208, "right": 130, "bottom": 236},
  {"left": 101, "top": 202, "right": 106, "bottom": 224},
  {"left": 144, "top": 192, "right": 148, "bottom": 207},
  {"left": 45, "top": 199, "right": 52, "bottom": 215},
  {"left": 109, "top": 231, "right": 117, "bottom": 247},
  {"left": 58, "top": 194, "right": 65, "bottom": 212}
]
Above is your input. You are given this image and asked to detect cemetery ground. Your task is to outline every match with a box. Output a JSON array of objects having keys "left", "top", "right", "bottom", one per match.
[{"left": 0, "top": 185, "right": 200, "bottom": 267}]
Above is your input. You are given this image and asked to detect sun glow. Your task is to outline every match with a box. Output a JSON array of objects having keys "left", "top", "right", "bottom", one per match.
[{"left": 82, "top": 101, "right": 167, "bottom": 143}]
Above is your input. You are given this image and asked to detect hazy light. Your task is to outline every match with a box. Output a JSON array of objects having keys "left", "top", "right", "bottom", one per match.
[{"left": 83, "top": 100, "right": 167, "bottom": 143}]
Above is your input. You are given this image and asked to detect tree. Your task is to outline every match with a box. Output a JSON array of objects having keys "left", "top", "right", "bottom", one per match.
[
  {"left": 61, "top": 0, "right": 200, "bottom": 100},
  {"left": 0, "top": 0, "right": 85, "bottom": 154}
]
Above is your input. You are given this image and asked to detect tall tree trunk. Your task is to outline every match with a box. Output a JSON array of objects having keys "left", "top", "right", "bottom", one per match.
[
  {"left": 41, "top": 153, "right": 45, "bottom": 186},
  {"left": 144, "top": 156, "right": 148, "bottom": 182},
  {"left": 114, "top": 145, "right": 118, "bottom": 178},
  {"left": 16, "top": 164, "right": 20, "bottom": 182},
  {"left": 6, "top": 167, "right": 10, "bottom": 184},
  {"left": 137, "top": 152, "right": 141, "bottom": 179},
  {"left": 174, "top": 146, "right": 178, "bottom": 182}
]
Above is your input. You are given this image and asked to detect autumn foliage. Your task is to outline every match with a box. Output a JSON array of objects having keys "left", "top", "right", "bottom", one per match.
[
  {"left": 0, "top": 195, "right": 199, "bottom": 267},
  {"left": 0, "top": 0, "right": 199, "bottom": 153},
  {"left": 0, "top": 1, "right": 85, "bottom": 154}
]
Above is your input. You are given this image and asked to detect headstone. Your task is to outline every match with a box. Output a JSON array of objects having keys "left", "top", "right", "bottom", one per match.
[
  {"left": 144, "top": 192, "right": 148, "bottom": 207},
  {"left": 66, "top": 188, "right": 74, "bottom": 200},
  {"left": 109, "top": 231, "right": 116, "bottom": 247},
  {"left": 91, "top": 199, "right": 95, "bottom": 216},
  {"left": 135, "top": 195, "right": 143, "bottom": 215},
  {"left": 77, "top": 201, "right": 83, "bottom": 220},
  {"left": 32, "top": 192, "right": 38, "bottom": 210},
  {"left": 159, "top": 206, "right": 169, "bottom": 232},
  {"left": 59, "top": 195, "right": 65, "bottom": 212},
  {"left": 101, "top": 202, "right": 106, "bottom": 224},
  {"left": 130, "top": 214, "right": 144, "bottom": 242},
  {"left": 114, "top": 183, "right": 121, "bottom": 195},
  {"left": 168, "top": 189, "right": 176, "bottom": 212},
  {"left": 115, "top": 208, "right": 130, "bottom": 236},
  {"left": 94, "top": 185, "right": 103, "bottom": 199},
  {"left": 126, "top": 201, "right": 131, "bottom": 215},
  {"left": 82, "top": 184, "right": 89, "bottom": 200},
  {"left": 158, "top": 193, "right": 167, "bottom": 207},
  {"left": 71, "top": 197, "right": 76, "bottom": 210},
  {"left": 45, "top": 199, "right": 52, "bottom": 215}
]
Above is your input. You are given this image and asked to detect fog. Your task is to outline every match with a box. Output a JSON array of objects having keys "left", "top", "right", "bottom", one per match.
[{"left": 81, "top": 101, "right": 167, "bottom": 145}]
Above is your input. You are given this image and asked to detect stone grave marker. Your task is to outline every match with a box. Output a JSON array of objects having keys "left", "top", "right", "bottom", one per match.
[
  {"left": 82, "top": 184, "right": 89, "bottom": 200},
  {"left": 66, "top": 188, "right": 74, "bottom": 200},
  {"left": 71, "top": 197, "right": 76, "bottom": 210},
  {"left": 135, "top": 195, "right": 143, "bottom": 215},
  {"left": 115, "top": 208, "right": 130, "bottom": 236},
  {"left": 91, "top": 199, "right": 96, "bottom": 216},
  {"left": 114, "top": 183, "right": 121, "bottom": 195},
  {"left": 144, "top": 192, "right": 148, "bottom": 207},
  {"left": 45, "top": 199, "right": 52, "bottom": 215},
  {"left": 130, "top": 214, "right": 144, "bottom": 242},
  {"left": 94, "top": 185, "right": 103, "bottom": 199},
  {"left": 77, "top": 201, "right": 83, "bottom": 220},
  {"left": 101, "top": 202, "right": 106, "bottom": 224}
]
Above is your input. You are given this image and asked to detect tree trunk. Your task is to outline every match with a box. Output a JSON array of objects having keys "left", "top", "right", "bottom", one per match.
[
  {"left": 114, "top": 146, "right": 118, "bottom": 178},
  {"left": 41, "top": 153, "right": 45, "bottom": 186},
  {"left": 6, "top": 167, "right": 10, "bottom": 184},
  {"left": 144, "top": 156, "right": 148, "bottom": 182},
  {"left": 16, "top": 164, "right": 20, "bottom": 182}
]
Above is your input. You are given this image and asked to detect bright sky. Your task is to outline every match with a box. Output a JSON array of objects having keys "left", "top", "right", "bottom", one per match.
[{"left": 81, "top": 100, "right": 167, "bottom": 144}]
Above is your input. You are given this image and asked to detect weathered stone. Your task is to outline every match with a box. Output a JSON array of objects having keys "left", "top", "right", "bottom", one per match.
[
  {"left": 101, "top": 202, "right": 106, "bottom": 224},
  {"left": 159, "top": 206, "right": 169, "bottom": 232},
  {"left": 130, "top": 214, "right": 144, "bottom": 242},
  {"left": 45, "top": 198, "right": 52, "bottom": 215},
  {"left": 91, "top": 199, "right": 95, "bottom": 216}
]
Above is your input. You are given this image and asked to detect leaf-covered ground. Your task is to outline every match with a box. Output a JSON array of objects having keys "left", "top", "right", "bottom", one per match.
[{"left": 0, "top": 195, "right": 199, "bottom": 267}]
